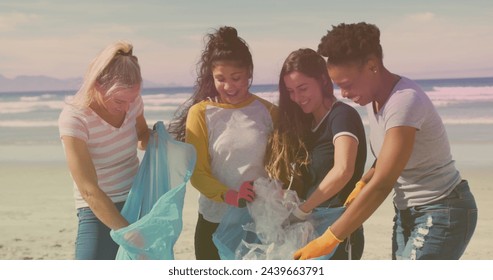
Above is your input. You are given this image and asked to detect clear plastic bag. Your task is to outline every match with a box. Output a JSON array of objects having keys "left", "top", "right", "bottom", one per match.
[
  {"left": 213, "top": 177, "right": 345, "bottom": 260},
  {"left": 110, "top": 121, "right": 196, "bottom": 260}
]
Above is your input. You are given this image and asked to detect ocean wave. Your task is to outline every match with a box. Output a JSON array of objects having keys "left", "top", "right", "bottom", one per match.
[
  {"left": 0, "top": 120, "right": 59, "bottom": 127},
  {"left": 2, "top": 85, "right": 492, "bottom": 125},
  {"left": 427, "top": 86, "right": 493, "bottom": 103},
  {"left": 359, "top": 117, "right": 493, "bottom": 126},
  {"left": 19, "top": 94, "right": 57, "bottom": 102},
  {"left": 0, "top": 100, "right": 65, "bottom": 114},
  {"left": 0, "top": 119, "right": 172, "bottom": 128},
  {"left": 3, "top": 116, "right": 493, "bottom": 128},
  {"left": 142, "top": 93, "right": 191, "bottom": 105},
  {"left": 441, "top": 117, "right": 493, "bottom": 125},
  {"left": 144, "top": 105, "right": 180, "bottom": 112},
  {"left": 20, "top": 96, "right": 41, "bottom": 102}
]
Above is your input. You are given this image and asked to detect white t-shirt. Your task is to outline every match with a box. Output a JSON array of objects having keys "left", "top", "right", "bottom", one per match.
[{"left": 367, "top": 77, "right": 461, "bottom": 210}]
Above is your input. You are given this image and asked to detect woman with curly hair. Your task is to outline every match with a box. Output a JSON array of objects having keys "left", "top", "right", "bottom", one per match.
[
  {"left": 294, "top": 22, "right": 477, "bottom": 260},
  {"left": 168, "top": 26, "right": 277, "bottom": 259}
]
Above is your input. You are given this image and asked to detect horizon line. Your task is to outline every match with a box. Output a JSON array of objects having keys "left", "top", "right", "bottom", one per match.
[{"left": 1, "top": 75, "right": 493, "bottom": 94}]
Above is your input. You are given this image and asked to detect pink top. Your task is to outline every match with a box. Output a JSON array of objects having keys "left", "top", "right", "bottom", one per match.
[{"left": 58, "top": 96, "right": 144, "bottom": 209}]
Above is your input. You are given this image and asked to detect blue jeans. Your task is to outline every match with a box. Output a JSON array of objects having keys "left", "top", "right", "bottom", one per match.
[
  {"left": 392, "top": 180, "right": 477, "bottom": 260},
  {"left": 75, "top": 201, "right": 125, "bottom": 260}
]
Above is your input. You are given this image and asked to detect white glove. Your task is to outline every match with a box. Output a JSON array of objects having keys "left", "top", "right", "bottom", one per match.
[{"left": 287, "top": 206, "right": 312, "bottom": 225}]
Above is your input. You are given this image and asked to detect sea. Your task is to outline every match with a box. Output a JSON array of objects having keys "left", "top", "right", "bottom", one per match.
[{"left": 1, "top": 76, "right": 493, "bottom": 166}]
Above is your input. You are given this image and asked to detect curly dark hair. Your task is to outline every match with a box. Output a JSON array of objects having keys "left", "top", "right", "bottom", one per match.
[
  {"left": 317, "top": 22, "right": 383, "bottom": 65},
  {"left": 168, "top": 26, "right": 253, "bottom": 141}
]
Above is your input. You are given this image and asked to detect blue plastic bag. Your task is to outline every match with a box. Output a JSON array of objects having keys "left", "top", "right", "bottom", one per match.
[
  {"left": 212, "top": 206, "right": 254, "bottom": 260},
  {"left": 213, "top": 178, "right": 345, "bottom": 260},
  {"left": 110, "top": 121, "right": 196, "bottom": 260}
]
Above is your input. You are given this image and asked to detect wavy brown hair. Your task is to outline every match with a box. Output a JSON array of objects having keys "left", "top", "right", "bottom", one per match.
[{"left": 265, "top": 48, "right": 334, "bottom": 197}]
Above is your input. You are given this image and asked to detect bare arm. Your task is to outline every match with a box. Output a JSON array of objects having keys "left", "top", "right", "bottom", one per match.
[
  {"left": 136, "top": 113, "right": 150, "bottom": 150},
  {"left": 361, "top": 162, "right": 376, "bottom": 183},
  {"left": 330, "top": 126, "right": 416, "bottom": 239},
  {"left": 299, "top": 135, "right": 358, "bottom": 213},
  {"left": 62, "top": 136, "right": 129, "bottom": 230}
]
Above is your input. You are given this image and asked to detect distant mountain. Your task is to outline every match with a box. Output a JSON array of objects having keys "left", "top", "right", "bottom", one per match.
[{"left": 0, "top": 74, "right": 166, "bottom": 93}]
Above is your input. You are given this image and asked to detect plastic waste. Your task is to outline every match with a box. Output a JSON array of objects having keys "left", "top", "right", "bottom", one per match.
[{"left": 213, "top": 177, "right": 345, "bottom": 260}]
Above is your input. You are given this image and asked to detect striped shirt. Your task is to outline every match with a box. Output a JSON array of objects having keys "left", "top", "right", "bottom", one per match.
[{"left": 58, "top": 96, "right": 144, "bottom": 209}]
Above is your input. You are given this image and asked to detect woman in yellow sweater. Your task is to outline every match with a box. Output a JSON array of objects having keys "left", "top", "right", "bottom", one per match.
[{"left": 168, "top": 26, "right": 277, "bottom": 260}]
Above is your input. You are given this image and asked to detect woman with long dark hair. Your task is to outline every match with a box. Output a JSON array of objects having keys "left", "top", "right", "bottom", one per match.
[{"left": 265, "top": 48, "right": 367, "bottom": 259}]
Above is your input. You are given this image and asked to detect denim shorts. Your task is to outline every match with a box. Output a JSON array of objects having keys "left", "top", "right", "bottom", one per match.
[
  {"left": 392, "top": 180, "right": 478, "bottom": 260},
  {"left": 75, "top": 201, "right": 125, "bottom": 260}
]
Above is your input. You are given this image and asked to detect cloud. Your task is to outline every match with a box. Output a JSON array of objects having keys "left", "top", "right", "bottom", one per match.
[
  {"left": 0, "top": 12, "right": 39, "bottom": 31},
  {"left": 1, "top": 2, "right": 492, "bottom": 84},
  {"left": 406, "top": 12, "right": 436, "bottom": 23},
  {"left": 381, "top": 10, "right": 493, "bottom": 79}
]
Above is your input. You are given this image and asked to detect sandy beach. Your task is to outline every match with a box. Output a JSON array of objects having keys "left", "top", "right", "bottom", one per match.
[{"left": 0, "top": 140, "right": 491, "bottom": 260}]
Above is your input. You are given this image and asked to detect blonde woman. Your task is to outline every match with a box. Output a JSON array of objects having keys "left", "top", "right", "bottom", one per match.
[{"left": 58, "top": 41, "right": 150, "bottom": 259}]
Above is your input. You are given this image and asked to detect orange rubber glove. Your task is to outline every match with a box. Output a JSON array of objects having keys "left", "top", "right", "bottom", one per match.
[
  {"left": 344, "top": 180, "right": 366, "bottom": 207},
  {"left": 293, "top": 227, "right": 343, "bottom": 260}
]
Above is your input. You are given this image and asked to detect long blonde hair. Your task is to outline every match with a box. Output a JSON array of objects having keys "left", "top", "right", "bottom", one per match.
[{"left": 71, "top": 41, "right": 142, "bottom": 108}]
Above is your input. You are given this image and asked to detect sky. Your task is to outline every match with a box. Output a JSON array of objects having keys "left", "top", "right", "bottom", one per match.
[{"left": 1, "top": 0, "right": 492, "bottom": 86}]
